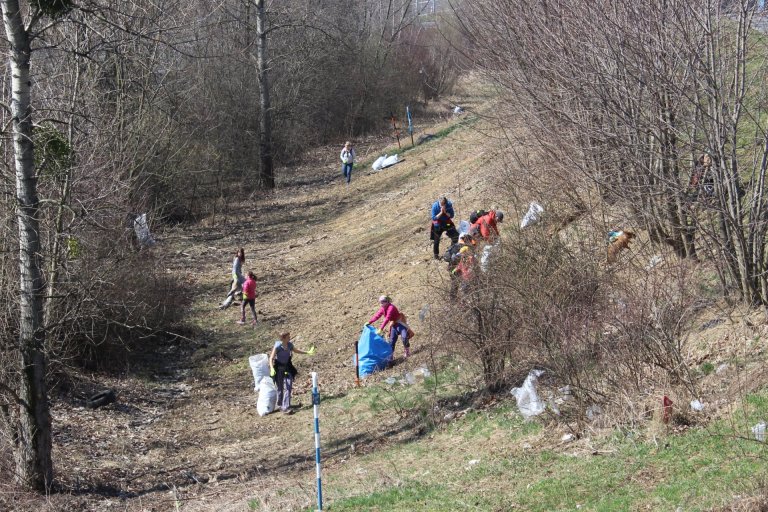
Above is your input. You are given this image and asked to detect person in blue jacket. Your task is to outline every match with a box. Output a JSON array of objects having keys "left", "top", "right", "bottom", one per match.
[{"left": 430, "top": 196, "right": 459, "bottom": 259}]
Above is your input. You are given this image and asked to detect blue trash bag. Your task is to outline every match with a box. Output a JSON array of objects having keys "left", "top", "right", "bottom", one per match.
[{"left": 357, "top": 325, "right": 392, "bottom": 377}]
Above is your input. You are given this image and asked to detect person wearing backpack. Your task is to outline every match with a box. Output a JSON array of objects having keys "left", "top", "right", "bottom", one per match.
[
  {"left": 340, "top": 141, "right": 355, "bottom": 185},
  {"left": 430, "top": 196, "right": 459, "bottom": 260},
  {"left": 471, "top": 209, "right": 504, "bottom": 243}
]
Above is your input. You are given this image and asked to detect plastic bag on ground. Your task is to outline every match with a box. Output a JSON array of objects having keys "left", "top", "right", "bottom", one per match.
[
  {"left": 510, "top": 369, "right": 545, "bottom": 419},
  {"left": 249, "top": 354, "right": 270, "bottom": 390},
  {"left": 357, "top": 324, "right": 393, "bottom": 377},
  {"left": 134, "top": 213, "right": 156, "bottom": 247},
  {"left": 480, "top": 242, "right": 499, "bottom": 272},
  {"left": 381, "top": 154, "right": 399, "bottom": 168},
  {"left": 458, "top": 220, "right": 470, "bottom": 236},
  {"left": 753, "top": 421, "right": 766, "bottom": 442},
  {"left": 372, "top": 155, "right": 387, "bottom": 171},
  {"left": 256, "top": 378, "right": 277, "bottom": 416},
  {"left": 520, "top": 202, "right": 544, "bottom": 229}
]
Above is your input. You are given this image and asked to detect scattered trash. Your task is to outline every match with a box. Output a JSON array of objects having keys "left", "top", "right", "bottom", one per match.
[
  {"left": 256, "top": 379, "right": 277, "bottom": 416},
  {"left": 372, "top": 155, "right": 387, "bottom": 171},
  {"left": 752, "top": 422, "right": 766, "bottom": 442},
  {"left": 520, "top": 202, "right": 544, "bottom": 229},
  {"left": 249, "top": 354, "right": 270, "bottom": 390},
  {"left": 373, "top": 154, "right": 400, "bottom": 170},
  {"left": 716, "top": 363, "right": 729, "bottom": 374},
  {"left": 662, "top": 395, "right": 673, "bottom": 424},
  {"left": 586, "top": 404, "right": 603, "bottom": 421},
  {"left": 418, "top": 304, "right": 430, "bottom": 322},
  {"left": 467, "top": 459, "right": 480, "bottom": 467},
  {"left": 561, "top": 433, "right": 576, "bottom": 442},
  {"left": 413, "top": 366, "right": 431, "bottom": 378},
  {"left": 417, "top": 134, "right": 437, "bottom": 145},
  {"left": 385, "top": 377, "right": 397, "bottom": 385},
  {"left": 453, "top": 105, "right": 465, "bottom": 115},
  {"left": 480, "top": 242, "right": 498, "bottom": 272},
  {"left": 458, "top": 220, "right": 471, "bottom": 236},
  {"left": 510, "top": 369, "right": 546, "bottom": 419},
  {"left": 133, "top": 213, "right": 156, "bottom": 247},
  {"left": 646, "top": 254, "right": 663, "bottom": 270},
  {"left": 690, "top": 399, "right": 704, "bottom": 412},
  {"left": 86, "top": 389, "right": 116, "bottom": 409},
  {"left": 404, "top": 372, "right": 416, "bottom": 385},
  {"left": 699, "top": 318, "right": 724, "bottom": 332}
]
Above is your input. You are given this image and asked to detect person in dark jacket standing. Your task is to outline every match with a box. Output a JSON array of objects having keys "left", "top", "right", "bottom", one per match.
[{"left": 430, "top": 197, "right": 459, "bottom": 259}]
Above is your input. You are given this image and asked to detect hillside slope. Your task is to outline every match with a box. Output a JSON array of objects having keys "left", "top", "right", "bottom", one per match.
[
  {"left": 22, "top": 80, "right": 768, "bottom": 512},
  {"left": 31, "top": 83, "right": 514, "bottom": 511}
]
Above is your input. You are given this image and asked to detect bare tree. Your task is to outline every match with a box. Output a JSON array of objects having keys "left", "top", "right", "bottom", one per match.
[{"left": 0, "top": 0, "right": 58, "bottom": 491}]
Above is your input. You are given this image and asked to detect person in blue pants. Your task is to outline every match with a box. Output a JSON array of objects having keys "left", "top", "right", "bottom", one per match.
[{"left": 340, "top": 141, "right": 355, "bottom": 185}]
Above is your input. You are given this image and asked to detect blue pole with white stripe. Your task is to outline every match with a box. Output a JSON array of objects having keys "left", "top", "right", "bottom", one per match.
[{"left": 312, "top": 372, "right": 323, "bottom": 511}]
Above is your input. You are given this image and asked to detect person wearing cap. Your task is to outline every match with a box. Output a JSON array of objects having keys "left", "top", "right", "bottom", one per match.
[
  {"left": 367, "top": 295, "right": 411, "bottom": 358},
  {"left": 269, "top": 331, "right": 316, "bottom": 414},
  {"left": 340, "top": 141, "right": 355, "bottom": 185},
  {"left": 430, "top": 196, "right": 459, "bottom": 260},
  {"left": 471, "top": 209, "right": 504, "bottom": 242}
]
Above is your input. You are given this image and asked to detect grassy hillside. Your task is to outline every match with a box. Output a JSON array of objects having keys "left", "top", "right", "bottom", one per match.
[{"left": 25, "top": 78, "right": 768, "bottom": 512}]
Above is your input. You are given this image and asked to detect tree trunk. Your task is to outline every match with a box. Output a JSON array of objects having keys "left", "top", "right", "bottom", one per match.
[
  {"left": 1, "top": 0, "right": 54, "bottom": 491},
  {"left": 256, "top": 0, "right": 275, "bottom": 189}
]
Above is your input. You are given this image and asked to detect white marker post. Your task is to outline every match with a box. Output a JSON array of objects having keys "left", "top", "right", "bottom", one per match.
[{"left": 312, "top": 372, "right": 323, "bottom": 511}]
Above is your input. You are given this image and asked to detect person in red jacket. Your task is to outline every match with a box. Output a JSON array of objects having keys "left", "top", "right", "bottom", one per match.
[
  {"left": 470, "top": 209, "right": 504, "bottom": 242},
  {"left": 238, "top": 271, "right": 258, "bottom": 325},
  {"left": 368, "top": 295, "right": 411, "bottom": 358}
]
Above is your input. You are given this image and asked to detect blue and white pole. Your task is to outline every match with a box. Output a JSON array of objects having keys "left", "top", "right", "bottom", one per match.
[{"left": 312, "top": 372, "right": 323, "bottom": 511}]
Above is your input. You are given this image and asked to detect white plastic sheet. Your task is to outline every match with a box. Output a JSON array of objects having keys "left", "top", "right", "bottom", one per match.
[
  {"left": 372, "top": 155, "right": 387, "bottom": 171},
  {"left": 520, "top": 202, "right": 544, "bottom": 229},
  {"left": 458, "top": 220, "right": 470, "bottom": 236},
  {"left": 510, "top": 369, "right": 546, "bottom": 419},
  {"left": 256, "top": 378, "right": 277, "bottom": 416},
  {"left": 249, "top": 354, "right": 270, "bottom": 390},
  {"left": 480, "top": 242, "right": 499, "bottom": 272},
  {"left": 134, "top": 213, "right": 156, "bottom": 247},
  {"left": 381, "top": 154, "right": 399, "bottom": 168}
]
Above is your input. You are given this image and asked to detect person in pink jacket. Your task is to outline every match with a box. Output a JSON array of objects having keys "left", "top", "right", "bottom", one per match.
[
  {"left": 368, "top": 295, "right": 411, "bottom": 358},
  {"left": 238, "top": 271, "right": 258, "bottom": 325}
]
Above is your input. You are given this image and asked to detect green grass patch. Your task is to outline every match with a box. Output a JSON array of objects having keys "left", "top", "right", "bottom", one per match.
[
  {"left": 320, "top": 480, "right": 493, "bottom": 511},
  {"left": 320, "top": 390, "right": 768, "bottom": 511}
]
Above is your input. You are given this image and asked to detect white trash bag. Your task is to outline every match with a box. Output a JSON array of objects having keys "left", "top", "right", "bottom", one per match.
[
  {"left": 134, "top": 213, "right": 156, "bottom": 247},
  {"left": 511, "top": 369, "right": 546, "bottom": 419},
  {"left": 458, "top": 220, "right": 471, "bottom": 236},
  {"left": 520, "top": 202, "right": 544, "bottom": 229},
  {"left": 249, "top": 354, "right": 270, "bottom": 390},
  {"left": 381, "top": 154, "right": 399, "bottom": 168},
  {"left": 257, "top": 378, "right": 278, "bottom": 416},
  {"left": 372, "top": 155, "right": 387, "bottom": 171}
]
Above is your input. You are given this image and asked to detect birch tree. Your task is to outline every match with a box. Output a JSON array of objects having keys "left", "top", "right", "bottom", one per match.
[{"left": 0, "top": 0, "right": 64, "bottom": 490}]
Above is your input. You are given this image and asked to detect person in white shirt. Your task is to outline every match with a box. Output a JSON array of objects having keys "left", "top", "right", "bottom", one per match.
[{"left": 340, "top": 141, "right": 355, "bottom": 185}]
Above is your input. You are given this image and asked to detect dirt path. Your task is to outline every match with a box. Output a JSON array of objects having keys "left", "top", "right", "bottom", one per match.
[{"left": 41, "top": 88, "right": 511, "bottom": 511}]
